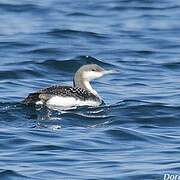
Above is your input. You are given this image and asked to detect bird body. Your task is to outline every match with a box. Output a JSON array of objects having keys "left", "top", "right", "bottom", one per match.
[
  {"left": 23, "top": 64, "right": 111, "bottom": 108},
  {"left": 23, "top": 85, "right": 102, "bottom": 107}
]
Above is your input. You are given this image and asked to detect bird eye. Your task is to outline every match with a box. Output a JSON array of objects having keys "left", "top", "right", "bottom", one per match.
[{"left": 92, "top": 69, "right": 95, "bottom": 71}]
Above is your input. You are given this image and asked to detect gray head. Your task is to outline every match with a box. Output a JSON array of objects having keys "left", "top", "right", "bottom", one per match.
[{"left": 73, "top": 64, "right": 108, "bottom": 88}]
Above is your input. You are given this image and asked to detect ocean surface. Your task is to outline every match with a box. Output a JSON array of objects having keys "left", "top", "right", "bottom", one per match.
[{"left": 0, "top": 0, "right": 180, "bottom": 179}]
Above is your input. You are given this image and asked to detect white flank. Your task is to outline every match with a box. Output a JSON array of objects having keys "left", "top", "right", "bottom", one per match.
[
  {"left": 36, "top": 101, "right": 43, "bottom": 105},
  {"left": 46, "top": 96, "right": 100, "bottom": 107}
]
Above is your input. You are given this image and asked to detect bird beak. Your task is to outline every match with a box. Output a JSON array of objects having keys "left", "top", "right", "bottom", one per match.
[{"left": 103, "top": 69, "right": 118, "bottom": 75}]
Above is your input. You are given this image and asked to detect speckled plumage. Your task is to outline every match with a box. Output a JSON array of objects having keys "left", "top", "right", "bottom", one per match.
[
  {"left": 23, "top": 64, "right": 107, "bottom": 107},
  {"left": 22, "top": 85, "right": 101, "bottom": 105}
]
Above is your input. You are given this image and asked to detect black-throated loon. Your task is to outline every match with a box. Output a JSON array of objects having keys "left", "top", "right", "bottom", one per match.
[{"left": 23, "top": 64, "right": 112, "bottom": 108}]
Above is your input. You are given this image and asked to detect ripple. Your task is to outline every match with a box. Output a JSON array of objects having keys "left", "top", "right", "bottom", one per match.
[
  {"left": 161, "top": 61, "right": 180, "bottom": 70},
  {"left": 3, "top": 56, "right": 115, "bottom": 74},
  {"left": 36, "top": 56, "right": 115, "bottom": 72},
  {"left": 105, "top": 127, "right": 149, "bottom": 141},
  {"left": 0, "top": 2, "right": 47, "bottom": 13},
  {"left": 47, "top": 29, "right": 107, "bottom": 39},
  {"left": 0, "top": 169, "right": 30, "bottom": 180},
  {"left": 0, "top": 41, "right": 33, "bottom": 48},
  {"left": 0, "top": 68, "right": 43, "bottom": 80},
  {"left": 67, "top": 12, "right": 96, "bottom": 17}
]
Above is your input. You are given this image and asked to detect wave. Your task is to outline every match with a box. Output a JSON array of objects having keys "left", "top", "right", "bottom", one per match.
[
  {"left": 37, "top": 56, "right": 115, "bottom": 71},
  {"left": 3, "top": 56, "right": 116, "bottom": 76},
  {"left": 67, "top": 12, "right": 96, "bottom": 17},
  {"left": 160, "top": 61, "right": 180, "bottom": 70},
  {"left": 0, "top": 68, "right": 44, "bottom": 80},
  {"left": 1, "top": 99, "right": 180, "bottom": 130},
  {"left": 105, "top": 127, "right": 152, "bottom": 142},
  {"left": 0, "top": 2, "right": 46, "bottom": 13},
  {"left": 0, "top": 169, "right": 31, "bottom": 180},
  {"left": 46, "top": 29, "right": 107, "bottom": 39}
]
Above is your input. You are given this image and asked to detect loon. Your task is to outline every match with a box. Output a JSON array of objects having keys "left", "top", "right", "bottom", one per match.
[{"left": 23, "top": 64, "right": 112, "bottom": 108}]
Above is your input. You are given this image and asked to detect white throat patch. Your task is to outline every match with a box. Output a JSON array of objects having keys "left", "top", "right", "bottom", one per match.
[
  {"left": 84, "top": 81, "right": 99, "bottom": 97},
  {"left": 83, "top": 71, "right": 103, "bottom": 81}
]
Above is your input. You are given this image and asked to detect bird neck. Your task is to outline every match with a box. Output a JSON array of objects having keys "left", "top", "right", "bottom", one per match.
[
  {"left": 73, "top": 77, "right": 99, "bottom": 96},
  {"left": 83, "top": 81, "right": 99, "bottom": 96}
]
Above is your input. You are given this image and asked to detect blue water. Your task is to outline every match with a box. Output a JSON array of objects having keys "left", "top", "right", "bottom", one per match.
[{"left": 0, "top": 0, "right": 180, "bottom": 179}]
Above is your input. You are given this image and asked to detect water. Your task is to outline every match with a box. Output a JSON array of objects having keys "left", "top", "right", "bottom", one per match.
[{"left": 0, "top": 0, "right": 180, "bottom": 179}]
